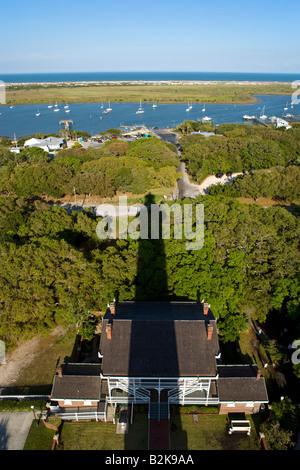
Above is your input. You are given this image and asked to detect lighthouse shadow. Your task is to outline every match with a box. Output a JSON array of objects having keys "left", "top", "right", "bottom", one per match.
[{"left": 123, "top": 193, "right": 187, "bottom": 451}]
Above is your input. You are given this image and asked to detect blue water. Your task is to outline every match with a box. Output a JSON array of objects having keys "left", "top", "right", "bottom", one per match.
[
  {"left": 1, "top": 95, "right": 298, "bottom": 138},
  {"left": 1, "top": 71, "right": 300, "bottom": 84}
]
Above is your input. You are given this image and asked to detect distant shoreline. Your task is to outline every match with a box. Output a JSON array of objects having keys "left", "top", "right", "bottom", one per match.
[
  {"left": 4, "top": 81, "right": 293, "bottom": 106},
  {"left": 6, "top": 80, "right": 293, "bottom": 86}
]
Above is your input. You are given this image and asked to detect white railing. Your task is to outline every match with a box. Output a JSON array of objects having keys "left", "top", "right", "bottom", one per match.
[
  {"left": 106, "top": 396, "right": 149, "bottom": 404},
  {"left": 168, "top": 396, "right": 219, "bottom": 405},
  {"left": 57, "top": 411, "right": 106, "bottom": 421}
]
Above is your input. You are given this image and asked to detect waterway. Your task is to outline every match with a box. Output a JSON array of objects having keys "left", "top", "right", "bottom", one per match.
[{"left": 0, "top": 95, "right": 299, "bottom": 138}]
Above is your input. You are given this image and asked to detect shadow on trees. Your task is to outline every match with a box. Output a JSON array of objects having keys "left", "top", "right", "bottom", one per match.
[{"left": 124, "top": 193, "right": 187, "bottom": 450}]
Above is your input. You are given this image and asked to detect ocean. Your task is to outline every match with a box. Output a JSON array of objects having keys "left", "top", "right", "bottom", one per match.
[
  {"left": 1, "top": 71, "right": 300, "bottom": 84},
  {"left": 0, "top": 95, "right": 298, "bottom": 139}
]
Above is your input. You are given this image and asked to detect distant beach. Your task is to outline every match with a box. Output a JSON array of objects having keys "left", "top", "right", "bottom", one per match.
[
  {"left": 5, "top": 80, "right": 293, "bottom": 87},
  {"left": 1, "top": 71, "right": 299, "bottom": 84}
]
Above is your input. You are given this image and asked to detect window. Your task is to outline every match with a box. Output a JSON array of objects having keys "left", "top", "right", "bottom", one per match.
[
  {"left": 64, "top": 400, "right": 73, "bottom": 406},
  {"left": 227, "top": 402, "right": 235, "bottom": 407},
  {"left": 84, "top": 400, "right": 93, "bottom": 406}
]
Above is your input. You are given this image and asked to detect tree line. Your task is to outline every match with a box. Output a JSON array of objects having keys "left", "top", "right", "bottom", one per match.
[
  {"left": 0, "top": 137, "right": 180, "bottom": 198},
  {"left": 177, "top": 122, "right": 300, "bottom": 181},
  {"left": 0, "top": 194, "right": 299, "bottom": 351}
]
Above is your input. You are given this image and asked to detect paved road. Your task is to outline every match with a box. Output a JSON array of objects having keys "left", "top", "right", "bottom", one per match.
[{"left": 0, "top": 411, "right": 33, "bottom": 450}]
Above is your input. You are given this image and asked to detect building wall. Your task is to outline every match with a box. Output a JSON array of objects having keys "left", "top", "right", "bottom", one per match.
[
  {"left": 219, "top": 402, "right": 262, "bottom": 414},
  {"left": 57, "top": 400, "right": 99, "bottom": 408}
]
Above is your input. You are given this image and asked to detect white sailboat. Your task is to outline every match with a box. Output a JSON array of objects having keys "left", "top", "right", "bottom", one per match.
[
  {"left": 202, "top": 103, "right": 206, "bottom": 112},
  {"left": 260, "top": 106, "right": 267, "bottom": 119},
  {"left": 48, "top": 104, "right": 53, "bottom": 108},
  {"left": 35, "top": 107, "right": 40, "bottom": 116},
  {"left": 65, "top": 108, "right": 70, "bottom": 113},
  {"left": 101, "top": 103, "right": 104, "bottom": 109},
  {"left": 202, "top": 116, "right": 212, "bottom": 121},
  {"left": 54, "top": 101, "right": 60, "bottom": 111},
  {"left": 64, "top": 103, "right": 69, "bottom": 109},
  {"left": 152, "top": 102, "right": 157, "bottom": 108},
  {"left": 136, "top": 99, "right": 144, "bottom": 114},
  {"left": 103, "top": 102, "right": 112, "bottom": 113},
  {"left": 284, "top": 102, "right": 288, "bottom": 111},
  {"left": 186, "top": 102, "right": 191, "bottom": 111}
]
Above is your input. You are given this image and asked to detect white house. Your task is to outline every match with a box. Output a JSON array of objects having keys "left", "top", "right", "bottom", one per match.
[
  {"left": 24, "top": 136, "right": 65, "bottom": 152},
  {"left": 274, "top": 119, "right": 291, "bottom": 130}
]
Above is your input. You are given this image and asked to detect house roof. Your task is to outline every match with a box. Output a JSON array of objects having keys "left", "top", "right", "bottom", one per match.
[
  {"left": 50, "top": 364, "right": 102, "bottom": 400},
  {"left": 217, "top": 365, "right": 269, "bottom": 403},
  {"left": 100, "top": 301, "right": 219, "bottom": 378},
  {"left": 51, "top": 375, "right": 101, "bottom": 400}
]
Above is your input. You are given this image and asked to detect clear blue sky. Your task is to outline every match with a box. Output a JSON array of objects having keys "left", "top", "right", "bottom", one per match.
[{"left": 1, "top": 0, "right": 300, "bottom": 73}]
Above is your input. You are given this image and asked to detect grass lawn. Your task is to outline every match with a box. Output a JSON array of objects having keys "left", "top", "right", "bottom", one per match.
[
  {"left": 58, "top": 413, "right": 148, "bottom": 450},
  {"left": 23, "top": 420, "right": 56, "bottom": 450},
  {"left": 170, "top": 413, "right": 262, "bottom": 450}
]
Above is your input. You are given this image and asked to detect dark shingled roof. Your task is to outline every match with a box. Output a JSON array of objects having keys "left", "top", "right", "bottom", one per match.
[
  {"left": 217, "top": 365, "right": 269, "bottom": 403},
  {"left": 100, "top": 302, "right": 219, "bottom": 377},
  {"left": 50, "top": 364, "right": 102, "bottom": 400},
  {"left": 51, "top": 375, "right": 101, "bottom": 400}
]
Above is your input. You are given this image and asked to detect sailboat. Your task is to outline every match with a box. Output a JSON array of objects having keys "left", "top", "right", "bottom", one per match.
[
  {"left": 284, "top": 102, "right": 289, "bottom": 111},
  {"left": 103, "top": 102, "right": 112, "bottom": 113},
  {"left": 189, "top": 102, "right": 193, "bottom": 110},
  {"left": 186, "top": 102, "right": 191, "bottom": 111},
  {"left": 152, "top": 102, "right": 157, "bottom": 108},
  {"left": 101, "top": 103, "right": 104, "bottom": 109},
  {"left": 260, "top": 106, "right": 267, "bottom": 119},
  {"left": 35, "top": 107, "right": 40, "bottom": 116},
  {"left": 64, "top": 103, "right": 69, "bottom": 109},
  {"left": 54, "top": 101, "right": 60, "bottom": 112},
  {"left": 65, "top": 108, "right": 70, "bottom": 113},
  {"left": 202, "top": 103, "right": 206, "bottom": 112},
  {"left": 48, "top": 104, "right": 53, "bottom": 108},
  {"left": 136, "top": 99, "right": 144, "bottom": 114}
]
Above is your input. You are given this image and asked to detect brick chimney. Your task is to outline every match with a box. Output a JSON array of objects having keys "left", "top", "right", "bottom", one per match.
[
  {"left": 256, "top": 369, "right": 262, "bottom": 380},
  {"left": 106, "top": 323, "right": 112, "bottom": 340},
  {"left": 203, "top": 302, "right": 210, "bottom": 315},
  {"left": 110, "top": 300, "right": 116, "bottom": 315},
  {"left": 207, "top": 324, "right": 213, "bottom": 340},
  {"left": 57, "top": 367, "right": 62, "bottom": 377}
]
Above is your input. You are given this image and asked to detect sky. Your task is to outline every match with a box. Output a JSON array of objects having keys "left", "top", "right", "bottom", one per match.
[{"left": 1, "top": 0, "right": 300, "bottom": 74}]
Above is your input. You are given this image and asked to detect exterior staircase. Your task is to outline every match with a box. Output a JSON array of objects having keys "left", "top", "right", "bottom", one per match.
[{"left": 149, "top": 402, "right": 169, "bottom": 420}]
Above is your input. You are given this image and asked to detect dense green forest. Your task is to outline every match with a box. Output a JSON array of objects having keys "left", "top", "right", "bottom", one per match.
[
  {"left": 0, "top": 137, "right": 179, "bottom": 198},
  {"left": 0, "top": 123, "right": 299, "bottom": 359},
  {"left": 0, "top": 194, "right": 299, "bottom": 349},
  {"left": 177, "top": 122, "right": 300, "bottom": 181}
]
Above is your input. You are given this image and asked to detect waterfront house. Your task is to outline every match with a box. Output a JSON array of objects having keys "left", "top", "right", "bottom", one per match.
[{"left": 24, "top": 136, "right": 65, "bottom": 152}]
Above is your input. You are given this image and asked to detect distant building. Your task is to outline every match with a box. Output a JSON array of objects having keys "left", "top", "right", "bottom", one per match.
[
  {"left": 24, "top": 136, "right": 65, "bottom": 152},
  {"left": 49, "top": 301, "right": 268, "bottom": 422},
  {"left": 274, "top": 118, "right": 291, "bottom": 130}
]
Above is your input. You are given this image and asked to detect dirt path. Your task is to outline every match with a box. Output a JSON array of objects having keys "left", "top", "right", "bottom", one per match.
[{"left": 0, "top": 326, "right": 65, "bottom": 391}]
